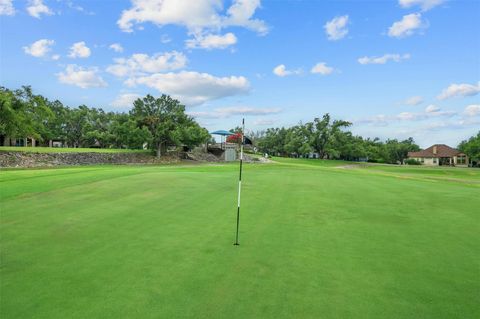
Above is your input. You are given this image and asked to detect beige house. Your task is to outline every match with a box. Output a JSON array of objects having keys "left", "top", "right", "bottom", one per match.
[{"left": 408, "top": 144, "right": 468, "bottom": 166}]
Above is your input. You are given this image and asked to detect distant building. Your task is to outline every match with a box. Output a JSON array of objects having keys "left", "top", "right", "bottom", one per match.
[{"left": 408, "top": 144, "right": 468, "bottom": 166}]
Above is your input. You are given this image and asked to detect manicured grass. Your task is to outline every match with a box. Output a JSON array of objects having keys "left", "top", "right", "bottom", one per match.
[
  {"left": 272, "top": 156, "right": 354, "bottom": 167},
  {"left": 0, "top": 146, "right": 150, "bottom": 154},
  {"left": 1, "top": 161, "right": 479, "bottom": 318}
]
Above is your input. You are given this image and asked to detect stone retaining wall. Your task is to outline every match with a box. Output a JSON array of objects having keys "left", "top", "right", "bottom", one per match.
[{"left": 0, "top": 151, "right": 179, "bottom": 168}]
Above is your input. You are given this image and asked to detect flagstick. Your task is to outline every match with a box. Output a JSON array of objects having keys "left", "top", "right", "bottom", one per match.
[{"left": 234, "top": 118, "right": 245, "bottom": 246}]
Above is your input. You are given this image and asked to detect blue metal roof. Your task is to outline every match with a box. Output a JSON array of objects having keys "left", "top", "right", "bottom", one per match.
[{"left": 210, "top": 130, "right": 235, "bottom": 136}]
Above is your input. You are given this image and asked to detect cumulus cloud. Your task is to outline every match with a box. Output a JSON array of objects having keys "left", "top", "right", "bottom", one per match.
[
  {"left": 403, "top": 96, "right": 424, "bottom": 106},
  {"left": 388, "top": 13, "right": 425, "bottom": 38},
  {"left": 186, "top": 32, "right": 237, "bottom": 50},
  {"left": 0, "top": 0, "right": 15, "bottom": 15},
  {"left": 109, "top": 43, "right": 124, "bottom": 53},
  {"left": 189, "top": 106, "right": 281, "bottom": 119},
  {"left": 110, "top": 93, "right": 141, "bottom": 108},
  {"left": 324, "top": 15, "right": 349, "bottom": 40},
  {"left": 57, "top": 64, "right": 107, "bottom": 88},
  {"left": 128, "top": 71, "right": 250, "bottom": 106},
  {"left": 68, "top": 41, "right": 91, "bottom": 58},
  {"left": 310, "top": 62, "right": 334, "bottom": 75},
  {"left": 358, "top": 53, "right": 411, "bottom": 65},
  {"left": 106, "top": 51, "right": 187, "bottom": 77},
  {"left": 117, "top": 0, "right": 267, "bottom": 35},
  {"left": 273, "top": 64, "right": 288, "bottom": 77},
  {"left": 437, "top": 82, "right": 480, "bottom": 100},
  {"left": 463, "top": 104, "right": 480, "bottom": 117},
  {"left": 398, "top": 0, "right": 445, "bottom": 11},
  {"left": 23, "top": 39, "right": 55, "bottom": 58},
  {"left": 273, "top": 64, "right": 301, "bottom": 77},
  {"left": 26, "top": 0, "right": 54, "bottom": 18}
]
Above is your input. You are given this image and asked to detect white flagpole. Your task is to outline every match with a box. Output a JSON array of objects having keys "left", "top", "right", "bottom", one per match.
[{"left": 234, "top": 118, "right": 245, "bottom": 246}]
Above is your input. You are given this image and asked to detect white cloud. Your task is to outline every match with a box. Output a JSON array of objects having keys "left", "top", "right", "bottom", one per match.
[
  {"left": 398, "top": 0, "right": 445, "bottom": 11},
  {"left": 324, "top": 15, "right": 349, "bottom": 41},
  {"left": 189, "top": 106, "right": 280, "bottom": 119},
  {"left": 437, "top": 82, "right": 480, "bottom": 100},
  {"left": 388, "top": 13, "right": 425, "bottom": 38},
  {"left": 26, "top": 0, "right": 54, "bottom": 18},
  {"left": 310, "top": 62, "right": 334, "bottom": 75},
  {"left": 52, "top": 54, "right": 60, "bottom": 60},
  {"left": 65, "top": 0, "right": 94, "bottom": 15},
  {"left": 463, "top": 104, "right": 480, "bottom": 117},
  {"left": 107, "top": 51, "right": 187, "bottom": 77},
  {"left": 254, "top": 119, "right": 275, "bottom": 126},
  {"left": 68, "top": 41, "right": 91, "bottom": 58},
  {"left": 273, "top": 64, "right": 288, "bottom": 77},
  {"left": 57, "top": 64, "right": 107, "bottom": 88},
  {"left": 397, "top": 107, "right": 455, "bottom": 121},
  {"left": 225, "top": 0, "right": 268, "bottom": 34},
  {"left": 358, "top": 53, "right": 411, "bottom": 65},
  {"left": 273, "top": 64, "right": 301, "bottom": 77},
  {"left": 109, "top": 43, "right": 124, "bottom": 53},
  {"left": 110, "top": 93, "right": 141, "bottom": 108},
  {"left": 425, "top": 104, "right": 440, "bottom": 113},
  {"left": 117, "top": 0, "right": 267, "bottom": 35},
  {"left": 128, "top": 71, "right": 250, "bottom": 106},
  {"left": 215, "top": 106, "right": 281, "bottom": 116},
  {"left": 186, "top": 32, "right": 237, "bottom": 50},
  {"left": 397, "top": 112, "right": 418, "bottom": 121},
  {"left": 161, "top": 34, "right": 172, "bottom": 43},
  {"left": 357, "top": 107, "right": 456, "bottom": 126},
  {"left": 23, "top": 39, "right": 55, "bottom": 58},
  {"left": 404, "top": 96, "right": 424, "bottom": 106},
  {"left": 0, "top": 0, "right": 15, "bottom": 15}
]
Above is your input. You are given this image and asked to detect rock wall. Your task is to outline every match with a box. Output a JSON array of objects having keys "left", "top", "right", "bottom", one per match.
[{"left": 0, "top": 151, "right": 180, "bottom": 168}]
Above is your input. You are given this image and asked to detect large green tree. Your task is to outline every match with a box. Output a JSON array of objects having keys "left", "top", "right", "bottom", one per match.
[
  {"left": 0, "top": 86, "right": 52, "bottom": 144},
  {"left": 459, "top": 132, "right": 480, "bottom": 166},
  {"left": 131, "top": 94, "right": 208, "bottom": 157},
  {"left": 306, "top": 114, "right": 352, "bottom": 159},
  {"left": 110, "top": 113, "right": 152, "bottom": 149},
  {"left": 381, "top": 138, "right": 420, "bottom": 164},
  {"left": 284, "top": 124, "right": 312, "bottom": 157}
]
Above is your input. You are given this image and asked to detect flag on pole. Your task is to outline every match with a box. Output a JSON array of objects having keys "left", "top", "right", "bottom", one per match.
[{"left": 234, "top": 118, "right": 245, "bottom": 246}]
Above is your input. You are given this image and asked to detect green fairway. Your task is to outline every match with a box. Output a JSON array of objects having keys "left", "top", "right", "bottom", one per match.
[
  {"left": 1, "top": 161, "right": 479, "bottom": 319},
  {"left": 0, "top": 146, "right": 149, "bottom": 154}
]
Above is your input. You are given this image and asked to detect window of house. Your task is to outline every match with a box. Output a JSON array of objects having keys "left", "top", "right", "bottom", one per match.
[
  {"left": 433, "top": 158, "right": 437, "bottom": 164},
  {"left": 420, "top": 158, "right": 424, "bottom": 163},
  {"left": 458, "top": 156, "right": 466, "bottom": 165}
]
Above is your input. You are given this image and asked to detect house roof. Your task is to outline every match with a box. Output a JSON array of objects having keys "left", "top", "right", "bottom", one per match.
[{"left": 408, "top": 144, "right": 464, "bottom": 158}]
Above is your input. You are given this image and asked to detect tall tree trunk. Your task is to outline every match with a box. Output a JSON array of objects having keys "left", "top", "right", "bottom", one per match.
[{"left": 156, "top": 143, "right": 161, "bottom": 158}]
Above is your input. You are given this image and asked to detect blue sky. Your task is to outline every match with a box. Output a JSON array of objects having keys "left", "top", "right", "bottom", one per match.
[{"left": 1, "top": 0, "right": 479, "bottom": 147}]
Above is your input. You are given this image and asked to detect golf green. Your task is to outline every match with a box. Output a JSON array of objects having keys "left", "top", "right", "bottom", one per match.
[{"left": 1, "top": 161, "right": 479, "bottom": 318}]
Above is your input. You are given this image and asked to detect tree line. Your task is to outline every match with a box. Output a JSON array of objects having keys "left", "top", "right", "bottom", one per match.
[
  {"left": 252, "top": 114, "right": 480, "bottom": 165},
  {"left": 252, "top": 113, "right": 421, "bottom": 164},
  {"left": 2, "top": 86, "right": 478, "bottom": 164},
  {"left": 0, "top": 86, "right": 210, "bottom": 157}
]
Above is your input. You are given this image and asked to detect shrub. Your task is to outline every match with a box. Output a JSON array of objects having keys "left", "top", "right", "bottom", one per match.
[
  {"left": 405, "top": 159, "right": 421, "bottom": 165},
  {"left": 227, "top": 132, "right": 242, "bottom": 144}
]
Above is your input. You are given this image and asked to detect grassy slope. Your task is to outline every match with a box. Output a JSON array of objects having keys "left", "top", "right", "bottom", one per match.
[
  {"left": 1, "top": 162, "right": 479, "bottom": 319},
  {"left": 0, "top": 146, "right": 149, "bottom": 153}
]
